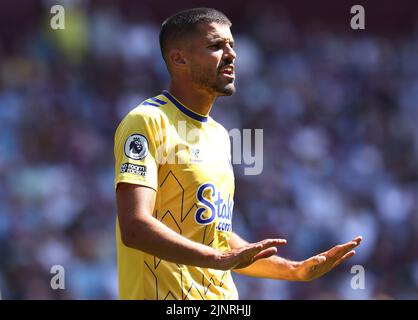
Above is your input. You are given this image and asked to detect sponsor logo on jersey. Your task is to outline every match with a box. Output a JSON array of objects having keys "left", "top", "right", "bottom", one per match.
[
  {"left": 195, "top": 183, "right": 233, "bottom": 232},
  {"left": 120, "top": 163, "right": 147, "bottom": 176}
]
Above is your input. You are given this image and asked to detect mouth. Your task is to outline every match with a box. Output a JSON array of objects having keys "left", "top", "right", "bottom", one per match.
[{"left": 219, "top": 65, "right": 235, "bottom": 81}]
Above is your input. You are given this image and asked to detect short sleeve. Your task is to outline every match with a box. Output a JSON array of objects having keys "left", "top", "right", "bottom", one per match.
[{"left": 114, "top": 107, "right": 161, "bottom": 191}]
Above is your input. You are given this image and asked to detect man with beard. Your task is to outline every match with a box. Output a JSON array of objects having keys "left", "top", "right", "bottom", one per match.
[{"left": 114, "top": 7, "right": 362, "bottom": 300}]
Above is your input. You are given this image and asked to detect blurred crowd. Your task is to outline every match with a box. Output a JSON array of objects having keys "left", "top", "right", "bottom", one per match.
[{"left": 1, "top": 2, "right": 418, "bottom": 299}]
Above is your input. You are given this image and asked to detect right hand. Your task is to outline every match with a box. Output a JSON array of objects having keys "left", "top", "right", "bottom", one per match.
[{"left": 215, "top": 238, "right": 287, "bottom": 270}]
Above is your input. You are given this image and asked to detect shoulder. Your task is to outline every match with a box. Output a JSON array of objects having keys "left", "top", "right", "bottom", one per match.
[
  {"left": 118, "top": 96, "right": 169, "bottom": 130},
  {"left": 208, "top": 117, "right": 230, "bottom": 139},
  {"left": 126, "top": 100, "right": 167, "bottom": 122}
]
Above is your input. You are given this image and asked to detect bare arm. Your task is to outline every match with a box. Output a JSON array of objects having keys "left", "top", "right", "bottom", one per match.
[
  {"left": 230, "top": 232, "right": 362, "bottom": 281},
  {"left": 116, "top": 183, "right": 286, "bottom": 271}
]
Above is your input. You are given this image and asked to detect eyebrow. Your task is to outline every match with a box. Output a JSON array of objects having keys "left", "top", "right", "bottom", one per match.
[{"left": 207, "top": 37, "right": 235, "bottom": 46}]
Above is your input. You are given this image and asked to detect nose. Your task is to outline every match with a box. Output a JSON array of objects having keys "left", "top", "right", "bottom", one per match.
[{"left": 223, "top": 43, "right": 236, "bottom": 61}]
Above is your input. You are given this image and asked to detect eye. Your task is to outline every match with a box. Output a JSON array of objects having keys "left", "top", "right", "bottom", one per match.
[{"left": 208, "top": 43, "right": 221, "bottom": 50}]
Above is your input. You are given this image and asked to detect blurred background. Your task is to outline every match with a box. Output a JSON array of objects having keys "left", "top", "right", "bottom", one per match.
[{"left": 1, "top": 0, "right": 418, "bottom": 299}]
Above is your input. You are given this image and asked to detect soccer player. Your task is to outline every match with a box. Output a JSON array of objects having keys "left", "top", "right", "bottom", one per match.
[{"left": 114, "top": 7, "right": 362, "bottom": 300}]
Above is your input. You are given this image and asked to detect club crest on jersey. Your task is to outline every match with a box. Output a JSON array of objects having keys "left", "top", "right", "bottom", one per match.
[{"left": 124, "top": 134, "right": 149, "bottom": 160}]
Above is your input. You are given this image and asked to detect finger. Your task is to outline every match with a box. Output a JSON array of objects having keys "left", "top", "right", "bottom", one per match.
[
  {"left": 256, "top": 239, "right": 287, "bottom": 249},
  {"left": 352, "top": 236, "right": 363, "bottom": 245},
  {"left": 327, "top": 240, "right": 360, "bottom": 259},
  {"left": 333, "top": 250, "right": 356, "bottom": 268},
  {"left": 252, "top": 247, "right": 277, "bottom": 262},
  {"left": 239, "top": 244, "right": 266, "bottom": 259},
  {"left": 237, "top": 240, "right": 282, "bottom": 263},
  {"left": 241, "top": 238, "right": 286, "bottom": 257},
  {"left": 232, "top": 246, "right": 273, "bottom": 270}
]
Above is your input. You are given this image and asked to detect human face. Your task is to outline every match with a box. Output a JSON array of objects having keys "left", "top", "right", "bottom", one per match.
[{"left": 186, "top": 22, "right": 236, "bottom": 96}]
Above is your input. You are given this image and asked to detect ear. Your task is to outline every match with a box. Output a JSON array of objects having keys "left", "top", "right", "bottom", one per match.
[{"left": 168, "top": 48, "right": 186, "bottom": 68}]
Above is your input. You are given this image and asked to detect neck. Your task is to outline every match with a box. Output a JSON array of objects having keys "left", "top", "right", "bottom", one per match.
[{"left": 168, "top": 82, "right": 216, "bottom": 116}]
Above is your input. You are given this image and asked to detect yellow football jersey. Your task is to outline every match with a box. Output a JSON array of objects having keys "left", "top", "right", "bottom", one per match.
[{"left": 114, "top": 91, "right": 238, "bottom": 300}]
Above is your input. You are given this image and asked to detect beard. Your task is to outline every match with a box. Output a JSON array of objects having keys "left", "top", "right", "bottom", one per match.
[{"left": 190, "top": 62, "right": 236, "bottom": 96}]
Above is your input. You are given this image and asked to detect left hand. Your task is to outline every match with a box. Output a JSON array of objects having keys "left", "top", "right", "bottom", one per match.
[{"left": 294, "top": 236, "right": 363, "bottom": 281}]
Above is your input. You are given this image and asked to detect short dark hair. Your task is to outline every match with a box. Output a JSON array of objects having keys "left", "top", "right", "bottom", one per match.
[{"left": 159, "top": 8, "right": 231, "bottom": 65}]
